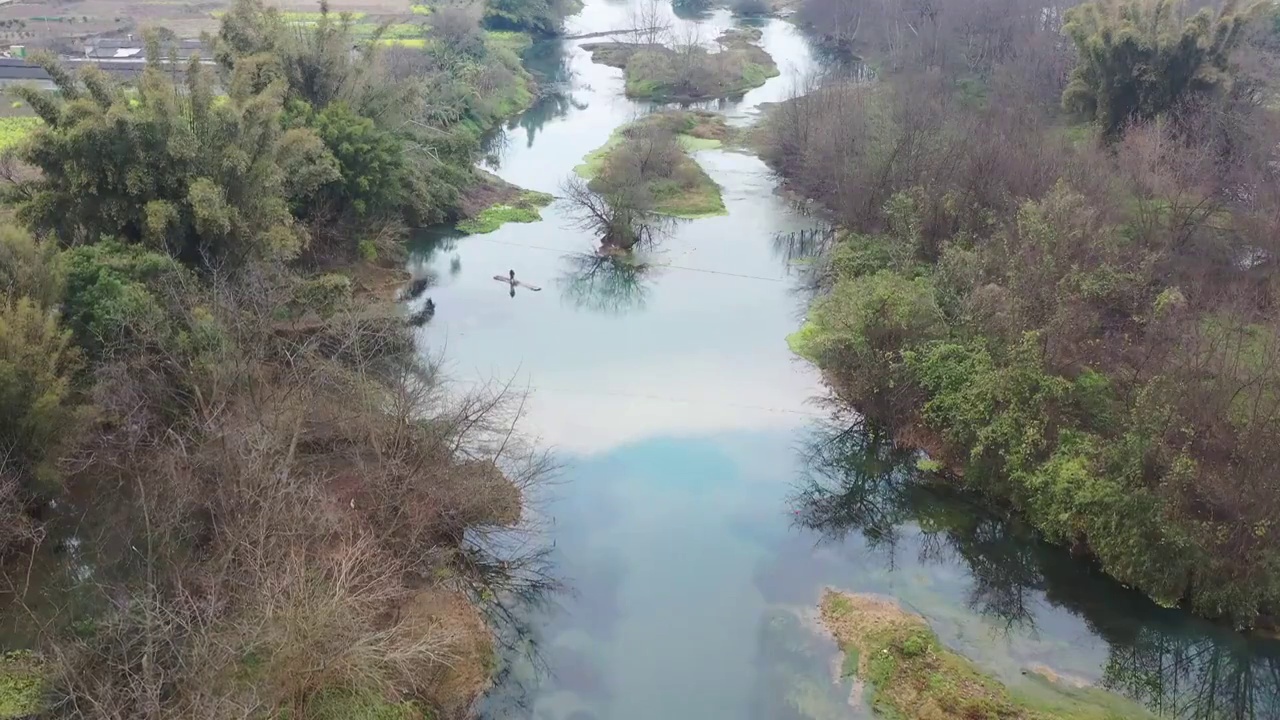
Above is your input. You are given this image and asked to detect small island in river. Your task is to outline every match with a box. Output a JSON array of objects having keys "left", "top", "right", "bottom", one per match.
[
  {"left": 582, "top": 27, "right": 779, "bottom": 101},
  {"left": 574, "top": 110, "right": 728, "bottom": 219},
  {"left": 819, "top": 590, "right": 1155, "bottom": 719}
]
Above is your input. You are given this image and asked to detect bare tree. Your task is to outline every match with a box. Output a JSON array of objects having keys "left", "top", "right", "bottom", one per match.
[
  {"left": 561, "top": 177, "right": 670, "bottom": 251},
  {"left": 628, "top": 0, "right": 671, "bottom": 46}
]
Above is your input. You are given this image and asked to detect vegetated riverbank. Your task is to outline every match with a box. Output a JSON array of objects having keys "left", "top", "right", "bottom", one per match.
[
  {"left": 458, "top": 171, "right": 555, "bottom": 234},
  {"left": 790, "top": 420, "right": 1280, "bottom": 720},
  {"left": 818, "top": 591, "right": 1155, "bottom": 719},
  {"left": 0, "top": 0, "right": 564, "bottom": 715},
  {"left": 767, "top": 0, "right": 1280, "bottom": 627},
  {"left": 575, "top": 110, "right": 728, "bottom": 219},
  {"left": 582, "top": 27, "right": 777, "bottom": 101}
]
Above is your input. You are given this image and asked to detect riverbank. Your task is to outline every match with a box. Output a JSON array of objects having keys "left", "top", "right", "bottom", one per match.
[
  {"left": 459, "top": 171, "right": 556, "bottom": 234},
  {"left": 818, "top": 590, "right": 1155, "bottom": 720},
  {"left": 0, "top": 1, "right": 562, "bottom": 716},
  {"left": 763, "top": 17, "right": 1280, "bottom": 625}
]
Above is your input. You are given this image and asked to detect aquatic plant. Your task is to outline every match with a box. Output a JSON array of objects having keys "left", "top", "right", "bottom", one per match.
[{"left": 457, "top": 191, "right": 555, "bottom": 234}]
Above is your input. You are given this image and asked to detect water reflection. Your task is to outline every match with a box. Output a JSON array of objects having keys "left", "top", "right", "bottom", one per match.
[
  {"left": 749, "top": 607, "right": 855, "bottom": 720},
  {"left": 791, "top": 416, "right": 1280, "bottom": 720},
  {"left": 557, "top": 251, "right": 656, "bottom": 314},
  {"left": 519, "top": 40, "right": 587, "bottom": 147},
  {"left": 671, "top": 0, "right": 714, "bottom": 21},
  {"left": 771, "top": 226, "right": 835, "bottom": 266}
]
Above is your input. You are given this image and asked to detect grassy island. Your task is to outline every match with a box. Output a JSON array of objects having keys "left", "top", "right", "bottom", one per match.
[
  {"left": 574, "top": 110, "right": 728, "bottom": 219},
  {"left": 582, "top": 28, "right": 778, "bottom": 101}
]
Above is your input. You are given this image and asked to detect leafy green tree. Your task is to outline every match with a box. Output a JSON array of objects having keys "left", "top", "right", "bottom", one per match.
[
  {"left": 308, "top": 103, "right": 407, "bottom": 217},
  {"left": 10, "top": 55, "right": 335, "bottom": 266},
  {"left": 483, "top": 0, "right": 577, "bottom": 35},
  {"left": 1063, "top": 0, "right": 1254, "bottom": 138},
  {"left": 60, "top": 241, "right": 187, "bottom": 359},
  {"left": 0, "top": 227, "right": 76, "bottom": 492},
  {"left": 215, "top": 0, "right": 416, "bottom": 125},
  {"left": 212, "top": 0, "right": 493, "bottom": 232},
  {"left": 0, "top": 297, "right": 79, "bottom": 491}
]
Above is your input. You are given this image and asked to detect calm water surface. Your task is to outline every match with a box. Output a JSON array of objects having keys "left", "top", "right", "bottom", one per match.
[{"left": 408, "top": 3, "right": 1280, "bottom": 718}]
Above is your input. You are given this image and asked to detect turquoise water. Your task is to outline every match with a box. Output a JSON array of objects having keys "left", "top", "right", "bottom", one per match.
[{"left": 408, "top": 3, "right": 1280, "bottom": 718}]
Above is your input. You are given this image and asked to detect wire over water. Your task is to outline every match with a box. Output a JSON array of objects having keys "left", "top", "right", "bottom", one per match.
[{"left": 468, "top": 234, "right": 788, "bottom": 281}]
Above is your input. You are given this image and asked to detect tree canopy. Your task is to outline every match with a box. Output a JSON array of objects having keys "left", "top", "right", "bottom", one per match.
[{"left": 1063, "top": 0, "right": 1255, "bottom": 138}]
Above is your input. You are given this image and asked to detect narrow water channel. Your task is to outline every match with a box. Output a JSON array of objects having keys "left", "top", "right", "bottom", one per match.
[{"left": 407, "top": 2, "right": 1280, "bottom": 718}]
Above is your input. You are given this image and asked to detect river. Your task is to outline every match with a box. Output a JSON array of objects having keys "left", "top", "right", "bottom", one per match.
[{"left": 406, "top": 2, "right": 1280, "bottom": 718}]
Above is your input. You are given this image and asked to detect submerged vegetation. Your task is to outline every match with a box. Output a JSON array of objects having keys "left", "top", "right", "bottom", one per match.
[
  {"left": 773, "top": 0, "right": 1280, "bottom": 626},
  {"left": 0, "top": 0, "right": 571, "bottom": 714},
  {"left": 582, "top": 27, "right": 778, "bottom": 100},
  {"left": 820, "top": 591, "right": 1155, "bottom": 719}
]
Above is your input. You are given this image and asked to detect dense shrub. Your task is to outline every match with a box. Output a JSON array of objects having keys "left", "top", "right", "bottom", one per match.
[
  {"left": 0, "top": 297, "right": 79, "bottom": 492},
  {"left": 0, "top": 0, "right": 565, "bottom": 712}
]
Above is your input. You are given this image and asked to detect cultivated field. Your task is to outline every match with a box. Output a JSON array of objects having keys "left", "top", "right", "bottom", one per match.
[{"left": 0, "top": 0, "right": 423, "bottom": 52}]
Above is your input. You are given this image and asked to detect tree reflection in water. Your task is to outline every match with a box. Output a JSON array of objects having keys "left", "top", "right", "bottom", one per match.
[
  {"left": 557, "top": 174, "right": 678, "bottom": 314},
  {"left": 557, "top": 250, "right": 655, "bottom": 314},
  {"left": 791, "top": 414, "right": 1280, "bottom": 720},
  {"left": 518, "top": 39, "right": 586, "bottom": 148}
]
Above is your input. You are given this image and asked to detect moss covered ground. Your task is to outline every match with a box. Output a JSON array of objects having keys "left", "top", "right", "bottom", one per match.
[
  {"left": 819, "top": 591, "right": 1156, "bottom": 720},
  {"left": 457, "top": 190, "right": 554, "bottom": 234},
  {"left": 0, "top": 651, "right": 44, "bottom": 719}
]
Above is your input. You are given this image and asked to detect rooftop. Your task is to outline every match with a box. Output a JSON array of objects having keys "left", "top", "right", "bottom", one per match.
[{"left": 0, "top": 58, "right": 53, "bottom": 81}]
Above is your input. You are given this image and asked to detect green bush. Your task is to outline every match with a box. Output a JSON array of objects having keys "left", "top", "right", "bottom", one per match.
[
  {"left": 61, "top": 242, "right": 185, "bottom": 359},
  {"left": 806, "top": 270, "right": 945, "bottom": 364},
  {"left": 0, "top": 297, "right": 79, "bottom": 490},
  {"left": 0, "top": 226, "right": 62, "bottom": 308},
  {"left": 829, "top": 233, "right": 893, "bottom": 279},
  {"left": 311, "top": 103, "right": 407, "bottom": 218}
]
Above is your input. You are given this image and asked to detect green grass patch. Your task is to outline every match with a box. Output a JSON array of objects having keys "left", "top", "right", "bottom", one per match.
[
  {"left": 308, "top": 688, "right": 425, "bottom": 720},
  {"left": 0, "top": 117, "right": 39, "bottom": 153},
  {"left": 0, "top": 651, "right": 45, "bottom": 719},
  {"left": 649, "top": 173, "right": 724, "bottom": 218},
  {"left": 377, "top": 37, "right": 428, "bottom": 47},
  {"left": 485, "top": 30, "right": 533, "bottom": 55},
  {"left": 819, "top": 591, "right": 1156, "bottom": 720},
  {"left": 457, "top": 190, "right": 553, "bottom": 234},
  {"left": 678, "top": 134, "right": 722, "bottom": 151},
  {"left": 349, "top": 22, "right": 423, "bottom": 38},
  {"left": 410, "top": 3, "right": 432, "bottom": 13},
  {"left": 573, "top": 128, "right": 625, "bottom": 179},
  {"left": 840, "top": 644, "right": 861, "bottom": 677}
]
